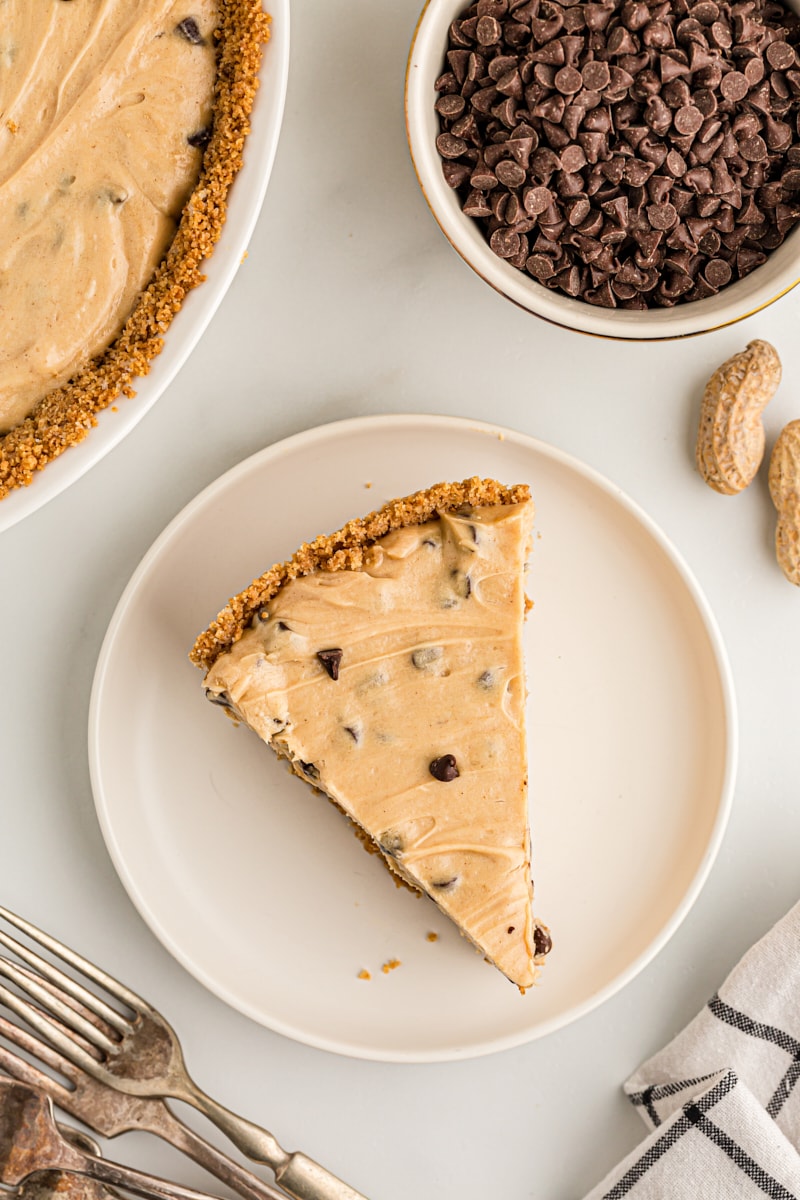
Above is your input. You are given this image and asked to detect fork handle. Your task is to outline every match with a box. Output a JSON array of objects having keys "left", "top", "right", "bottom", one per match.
[
  {"left": 180, "top": 1083, "right": 371, "bottom": 1200},
  {"left": 139, "top": 1103, "right": 291, "bottom": 1200},
  {"left": 84, "top": 1154, "right": 253, "bottom": 1200},
  {"left": 272, "top": 1154, "right": 371, "bottom": 1200}
]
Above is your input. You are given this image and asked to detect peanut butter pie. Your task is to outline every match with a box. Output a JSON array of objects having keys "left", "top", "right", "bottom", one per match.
[
  {"left": 191, "top": 478, "right": 551, "bottom": 990},
  {"left": 0, "top": 1, "right": 270, "bottom": 500}
]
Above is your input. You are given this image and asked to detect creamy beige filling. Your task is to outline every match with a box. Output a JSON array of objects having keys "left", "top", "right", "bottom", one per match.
[
  {"left": 0, "top": 0, "right": 218, "bottom": 433},
  {"left": 204, "top": 502, "right": 538, "bottom": 989}
]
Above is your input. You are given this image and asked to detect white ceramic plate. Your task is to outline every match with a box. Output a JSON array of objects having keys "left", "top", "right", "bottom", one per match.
[
  {"left": 0, "top": 4, "right": 290, "bottom": 535},
  {"left": 89, "top": 414, "right": 737, "bottom": 1062}
]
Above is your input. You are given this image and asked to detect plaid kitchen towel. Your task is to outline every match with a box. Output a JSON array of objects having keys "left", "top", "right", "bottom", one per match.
[{"left": 583, "top": 900, "right": 800, "bottom": 1198}]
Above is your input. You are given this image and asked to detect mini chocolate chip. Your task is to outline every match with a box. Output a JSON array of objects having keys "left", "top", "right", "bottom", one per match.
[
  {"left": 432, "top": 877, "right": 460, "bottom": 890},
  {"left": 739, "top": 134, "right": 767, "bottom": 161},
  {"left": 478, "top": 668, "right": 500, "bottom": 689},
  {"left": 205, "top": 688, "right": 233, "bottom": 709},
  {"left": 412, "top": 646, "right": 444, "bottom": 669},
  {"left": 767, "top": 41, "right": 796, "bottom": 71},
  {"left": 380, "top": 830, "right": 405, "bottom": 858},
  {"left": 317, "top": 648, "right": 343, "bottom": 680},
  {"left": 554, "top": 65, "right": 583, "bottom": 94},
  {"left": 534, "top": 926, "right": 553, "bottom": 956},
  {"left": 524, "top": 184, "right": 554, "bottom": 215},
  {"left": 496, "top": 159, "right": 526, "bottom": 187},
  {"left": 622, "top": 1, "right": 649, "bottom": 31},
  {"left": 647, "top": 201, "right": 678, "bottom": 229},
  {"left": 710, "top": 20, "right": 732, "bottom": 48},
  {"left": 698, "top": 228, "right": 721, "bottom": 254},
  {"left": 582, "top": 60, "right": 611, "bottom": 90},
  {"left": 738, "top": 247, "right": 767, "bottom": 275},
  {"left": 436, "top": 132, "right": 468, "bottom": 159},
  {"left": 720, "top": 70, "right": 749, "bottom": 101},
  {"left": 673, "top": 105, "right": 704, "bottom": 135},
  {"left": 450, "top": 569, "right": 472, "bottom": 598},
  {"left": 666, "top": 149, "right": 687, "bottom": 177},
  {"left": 443, "top": 161, "right": 472, "bottom": 188},
  {"left": 176, "top": 17, "right": 204, "bottom": 43},
  {"left": 298, "top": 761, "right": 319, "bottom": 782},
  {"left": 434, "top": 70, "right": 459, "bottom": 94},
  {"left": 561, "top": 143, "right": 587, "bottom": 172},
  {"left": 436, "top": 93, "right": 466, "bottom": 118},
  {"left": 693, "top": 87, "right": 718, "bottom": 118},
  {"left": 507, "top": 925, "right": 515, "bottom": 934},
  {"left": 526, "top": 252, "right": 557, "bottom": 278},
  {"left": 188, "top": 127, "right": 212, "bottom": 149},
  {"left": 476, "top": 14, "right": 501, "bottom": 44},
  {"left": 490, "top": 227, "right": 521, "bottom": 257},
  {"left": 463, "top": 189, "right": 493, "bottom": 218},
  {"left": 693, "top": 1, "right": 720, "bottom": 24},
  {"left": 744, "top": 57, "right": 766, "bottom": 88},
  {"left": 704, "top": 257, "right": 732, "bottom": 287},
  {"left": 429, "top": 754, "right": 460, "bottom": 782},
  {"left": 765, "top": 116, "right": 793, "bottom": 151}
]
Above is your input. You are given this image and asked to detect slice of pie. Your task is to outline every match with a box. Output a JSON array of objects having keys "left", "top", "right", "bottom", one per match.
[{"left": 190, "top": 477, "right": 551, "bottom": 989}]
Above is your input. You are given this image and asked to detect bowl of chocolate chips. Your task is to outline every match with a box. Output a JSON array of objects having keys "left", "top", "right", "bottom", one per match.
[{"left": 406, "top": 0, "right": 800, "bottom": 338}]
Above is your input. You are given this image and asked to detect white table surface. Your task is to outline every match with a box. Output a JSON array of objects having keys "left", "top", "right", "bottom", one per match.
[{"left": 2, "top": 3, "right": 800, "bottom": 1198}]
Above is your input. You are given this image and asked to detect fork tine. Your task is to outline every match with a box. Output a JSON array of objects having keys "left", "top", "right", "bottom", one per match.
[
  {"left": 0, "top": 956, "right": 114, "bottom": 1054},
  {"left": 0, "top": 907, "right": 144, "bottom": 1014},
  {"left": 0, "top": 921, "right": 130, "bottom": 1035},
  {"left": 0, "top": 978, "right": 106, "bottom": 1076},
  {"left": 0, "top": 1011, "right": 81, "bottom": 1082},
  {"left": 11, "top": 963, "right": 121, "bottom": 1048},
  {"left": 0, "top": 1020, "right": 76, "bottom": 1107}
]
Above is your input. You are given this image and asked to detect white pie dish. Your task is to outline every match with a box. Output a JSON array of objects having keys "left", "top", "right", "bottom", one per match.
[
  {"left": 0, "top": 3, "right": 290, "bottom": 535},
  {"left": 89, "top": 413, "right": 737, "bottom": 1062},
  {"left": 405, "top": 0, "right": 800, "bottom": 340}
]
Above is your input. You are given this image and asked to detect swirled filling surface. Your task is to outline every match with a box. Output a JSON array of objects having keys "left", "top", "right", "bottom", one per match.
[{"left": 0, "top": 0, "right": 217, "bottom": 432}]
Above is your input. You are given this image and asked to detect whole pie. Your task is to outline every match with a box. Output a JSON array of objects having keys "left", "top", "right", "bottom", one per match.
[
  {"left": 0, "top": 1, "right": 270, "bottom": 500},
  {"left": 191, "top": 478, "right": 551, "bottom": 990}
]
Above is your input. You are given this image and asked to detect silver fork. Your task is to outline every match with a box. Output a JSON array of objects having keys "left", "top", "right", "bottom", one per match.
[
  {"left": 0, "top": 1078, "right": 246, "bottom": 1200},
  {"left": 0, "top": 908, "right": 369, "bottom": 1200},
  {"left": 0, "top": 1013, "right": 287, "bottom": 1200}
]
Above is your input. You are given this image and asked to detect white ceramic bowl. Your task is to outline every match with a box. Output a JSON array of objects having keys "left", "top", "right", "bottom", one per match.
[
  {"left": 405, "top": 0, "right": 800, "bottom": 340},
  {"left": 0, "top": 4, "right": 290, "bottom": 535}
]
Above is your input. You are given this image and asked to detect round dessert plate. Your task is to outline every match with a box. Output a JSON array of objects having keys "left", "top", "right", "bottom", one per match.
[
  {"left": 89, "top": 414, "right": 736, "bottom": 1063},
  {"left": 0, "top": 4, "right": 290, "bottom": 535}
]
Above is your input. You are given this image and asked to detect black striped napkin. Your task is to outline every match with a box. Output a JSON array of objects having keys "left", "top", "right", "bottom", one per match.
[{"left": 584, "top": 900, "right": 800, "bottom": 1198}]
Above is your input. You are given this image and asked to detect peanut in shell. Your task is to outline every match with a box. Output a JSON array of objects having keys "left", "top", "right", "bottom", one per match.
[
  {"left": 769, "top": 419, "right": 800, "bottom": 587},
  {"left": 695, "top": 339, "right": 782, "bottom": 495}
]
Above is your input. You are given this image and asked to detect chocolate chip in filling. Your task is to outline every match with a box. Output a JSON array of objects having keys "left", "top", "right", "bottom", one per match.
[
  {"left": 317, "top": 648, "right": 343, "bottom": 680},
  {"left": 176, "top": 17, "right": 205, "bottom": 44},
  {"left": 412, "top": 646, "right": 444, "bottom": 669},
  {"left": 429, "top": 754, "right": 460, "bottom": 782},
  {"left": 534, "top": 925, "right": 553, "bottom": 957}
]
